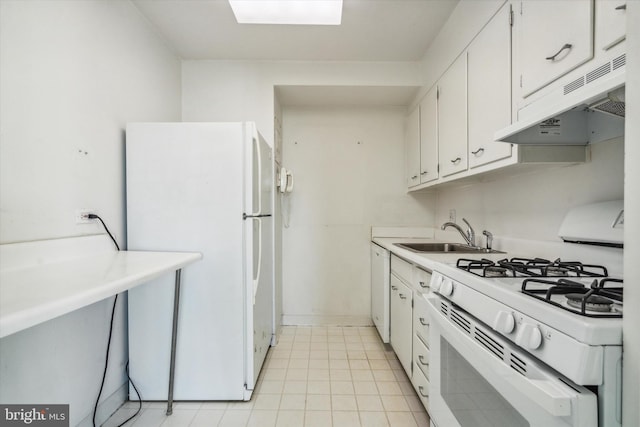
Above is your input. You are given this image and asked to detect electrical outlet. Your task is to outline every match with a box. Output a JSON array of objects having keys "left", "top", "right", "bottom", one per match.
[
  {"left": 75, "top": 209, "right": 94, "bottom": 224},
  {"left": 449, "top": 209, "right": 456, "bottom": 223}
]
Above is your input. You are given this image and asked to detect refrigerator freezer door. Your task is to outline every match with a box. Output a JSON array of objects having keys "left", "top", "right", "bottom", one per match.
[{"left": 245, "top": 124, "right": 273, "bottom": 217}]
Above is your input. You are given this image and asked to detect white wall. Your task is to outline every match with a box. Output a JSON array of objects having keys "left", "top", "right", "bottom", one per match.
[
  {"left": 182, "top": 60, "right": 421, "bottom": 145},
  {"left": 0, "top": 1, "right": 181, "bottom": 425},
  {"left": 281, "top": 107, "right": 434, "bottom": 325},
  {"left": 181, "top": 59, "right": 431, "bottom": 325},
  {"left": 623, "top": 2, "right": 640, "bottom": 425}
]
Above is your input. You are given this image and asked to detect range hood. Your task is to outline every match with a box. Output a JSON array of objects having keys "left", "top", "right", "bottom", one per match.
[
  {"left": 558, "top": 200, "right": 624, "bottom": 248},
  {"left": 495, "top": 53, "right": 626, "bottom": 145}
]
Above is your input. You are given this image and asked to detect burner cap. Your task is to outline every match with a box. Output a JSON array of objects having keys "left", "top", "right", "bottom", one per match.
[
  {"left": 565, "top": 293, "right": 613, "bottom": 312},
  {"left": 484, "top": 266, "right": 508, "bottom": 277}
]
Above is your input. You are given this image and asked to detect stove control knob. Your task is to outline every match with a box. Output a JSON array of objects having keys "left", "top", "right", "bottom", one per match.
[
  {"left": 493, "top": 311, "right": 515, "bottom": 334},
  {"left": 440, "top": 278, "right": 454, "bottom": 296},
  {"left": 431, "top": 274, "right": 443, "bottom": 292},
  {"left": 516, "top": 323, "right": 543, "bottom": 350}
]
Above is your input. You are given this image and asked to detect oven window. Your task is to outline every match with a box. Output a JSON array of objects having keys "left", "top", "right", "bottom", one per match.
[{"left": 441, "top": 337, "right": 529, "bottom": 427}]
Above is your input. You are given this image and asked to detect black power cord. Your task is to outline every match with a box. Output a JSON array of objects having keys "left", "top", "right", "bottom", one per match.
[
  {"left": 88, "top": 214, "right": 120, "bottom": 251},
  {"left": 90, "top": 214, "right": 142, "bottom": 427}
]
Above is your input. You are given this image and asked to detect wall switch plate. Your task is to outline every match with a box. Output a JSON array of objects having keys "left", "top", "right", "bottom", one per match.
[
  {"left": 75, "top": 209, "right": 94, "bottom": 224},
  {"left": 449, "top": 209, "right": 456, "bottom": 223}
]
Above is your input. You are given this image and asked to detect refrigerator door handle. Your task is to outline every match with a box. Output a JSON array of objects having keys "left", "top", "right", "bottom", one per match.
[
  {"left": 252, "top": 217, "right": 262, "bottom": 304},
  {"left": 251, "top": 136, "right": 262, "bottom": 216}
]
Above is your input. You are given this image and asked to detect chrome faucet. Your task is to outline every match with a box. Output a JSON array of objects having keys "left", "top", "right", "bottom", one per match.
[
  {"left": 441, "top": 218, "right": 476, "bottom": 247},
  {"left": 482, "top": 230, "right": 493, "bottom": 251}
]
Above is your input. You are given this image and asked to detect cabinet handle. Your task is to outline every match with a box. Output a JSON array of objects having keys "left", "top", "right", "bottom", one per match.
[
  {"left": 450, "top": 157, "right": 461, "bottom": 164},
  {"left": 420, "top": 171, "right": 428, "bottom": 175},
  {"left": 419, "top": 281, "right": 428, "bottom": 288},
  {"left": 615, "top": 4, "right": 626, "bottom": 10},
  {"left": 411, "top": 175, "right": 418, "bottom": 180},
  {"left": 391, "top": 285, "right": 398, "bottom": 291},
  {"left": 418, "top": 355, "right": 428, "bottom": 366},
  {"left": 419, "top": 317, "right": 428, "bottom": 325},
  {"left": 471, "top": 147, "right": 484, "bottom": 156},
  {"left": 418, "top": 386, "right": 428, "bottom": 397},
  {"left": 399, "top": 294, "right": 407, "bottom": 299},
  {"left": 546, "top": 43, "right": 572, "bottom": 61}
]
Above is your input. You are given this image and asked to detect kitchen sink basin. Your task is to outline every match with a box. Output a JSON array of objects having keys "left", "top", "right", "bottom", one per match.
[{"left": 393, "top": 242, "right": 504, "bottom": 254}]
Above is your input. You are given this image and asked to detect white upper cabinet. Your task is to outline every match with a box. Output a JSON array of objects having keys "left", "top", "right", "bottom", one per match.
[
  {"left": 438, "top": 53, "right": 468, "bottom": 177},
  {"left": 405, "top": 106, "right": 421, "bottom": 188},
  {"left": 518, "top": 0, "right": 594, "bottom": 97},
  {"left": 596, "top": 0, "right": 626, "bottom": 51},
  {"left": 468, "top": 3, "right": 513, "bottom": 168},
  {"left": 420, "top": 87, "right": 439, "bottom": 184}
]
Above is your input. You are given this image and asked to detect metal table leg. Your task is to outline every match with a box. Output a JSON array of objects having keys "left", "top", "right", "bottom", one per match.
[{"left": 166, "top": 269, "right": 182, "bottom": 415}]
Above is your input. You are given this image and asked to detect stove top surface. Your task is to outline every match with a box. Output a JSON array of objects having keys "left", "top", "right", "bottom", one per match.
[{"left": 436, "top": 258, "right": 623, "bottom": 345}]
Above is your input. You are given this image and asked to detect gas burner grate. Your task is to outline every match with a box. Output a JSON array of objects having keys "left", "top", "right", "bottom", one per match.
[
  {"left": 521, "top": 278, "right": 623, "bottom": 318},
  {"left": 457, "top": 257, "right": 609, "bottom": 278}
]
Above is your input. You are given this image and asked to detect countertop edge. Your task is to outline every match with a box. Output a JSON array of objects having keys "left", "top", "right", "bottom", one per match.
[{"left": 0, "top": 251, "right": 202, "bottom": 339}]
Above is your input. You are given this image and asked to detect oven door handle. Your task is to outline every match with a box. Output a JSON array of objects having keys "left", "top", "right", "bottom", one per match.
[{"left": 427, "top": 300, "right": 573, "bottom": 417}]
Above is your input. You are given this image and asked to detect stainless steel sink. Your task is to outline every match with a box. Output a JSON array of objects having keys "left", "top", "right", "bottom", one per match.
[{"left": 393, "top": 242, "right": 504, "bottom": 254}]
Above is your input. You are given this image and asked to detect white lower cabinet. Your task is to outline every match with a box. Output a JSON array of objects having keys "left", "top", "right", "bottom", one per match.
[
  {"left": 413, "top": 294, "right": 430, "bottom": 345},
  {"left": 413, "top": 334, "right": 430, "bottom": 379},
  {"left": 388, "top": 253, "right": 432, "bottom": 413},
  {"left": 390, "top": 274, "right": 413, "bottom": 376},
  {"left": 412, "top": 292, "right": 431, "bottom": 411},
  {"left": 412, "top": 362, "right": 431, "bottom": 410},
  {"left": 371, "top": 243, "right": 390, "bottom": 343}
]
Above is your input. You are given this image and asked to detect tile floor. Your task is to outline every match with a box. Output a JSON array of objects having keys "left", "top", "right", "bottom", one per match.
[{"left": 104, "top": 326, "right": 430, "bottom": 427}]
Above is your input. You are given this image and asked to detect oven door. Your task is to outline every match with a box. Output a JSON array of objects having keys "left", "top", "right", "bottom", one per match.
[{"left": 426, "top": 294, "right": 597, "bottom": 427}]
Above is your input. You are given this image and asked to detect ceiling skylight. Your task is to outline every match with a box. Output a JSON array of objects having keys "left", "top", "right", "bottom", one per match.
[{"left": 229, "top": 0, "right": 343, "bottom": 25}]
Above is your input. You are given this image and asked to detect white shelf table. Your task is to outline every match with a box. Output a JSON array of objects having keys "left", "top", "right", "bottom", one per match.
[{"left": 0, "top": 235, "right": 202, "bottom": 415}]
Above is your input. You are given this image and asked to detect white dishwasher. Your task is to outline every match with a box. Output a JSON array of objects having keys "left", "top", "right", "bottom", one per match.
[{"left": 370, "top": 242, "right": 390, "bottom": 343}]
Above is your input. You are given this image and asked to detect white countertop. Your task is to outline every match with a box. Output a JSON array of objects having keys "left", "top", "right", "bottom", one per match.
[
  {"left": 0, "top": 248, "right": 202, "bottom": 338},
  {"left": 372, "top": 237, "right": 507, "bottom": 272}
]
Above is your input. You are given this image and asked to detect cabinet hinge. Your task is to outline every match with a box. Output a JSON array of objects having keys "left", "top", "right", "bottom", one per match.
[
  {"left": 520, "top": 1, "right": 523, "bottom": 15},
  {"left": 509, "top": 7, "right": 514, "bottom": 27},
  {"left": 437, "top": 164, "right": 440, "bottom": 173},
  {"left": 436, "top": 87, "right": 439, "bottom": 100},
  {"left": 519, "top": 74, "right": 523, "bottom": 88},
  {"left": 411, "top": 299, "right": 414, "bottom": 308}
]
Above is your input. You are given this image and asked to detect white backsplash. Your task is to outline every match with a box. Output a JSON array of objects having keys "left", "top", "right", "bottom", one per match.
[{"left": 433, "top": 137, "right": 624, "bottom": 276}]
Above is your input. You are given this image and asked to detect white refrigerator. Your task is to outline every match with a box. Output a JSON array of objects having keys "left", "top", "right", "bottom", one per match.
[{"left": 125, "top": 122, "right": 274, "bottom": 400}]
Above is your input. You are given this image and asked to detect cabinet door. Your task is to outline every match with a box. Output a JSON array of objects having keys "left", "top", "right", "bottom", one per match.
[
  {"left": 596, "top": 0, "right": 626, "bottom": 51},
  {"left": 419, "top": 87, "right": 439, "bottom": 184},
  {"left": 518, "top": 0, "right": 593, "bottom": 97},
  {"left": 371, "top": 244, "right": 389, "bottom": 343},
  {"left": 405, "top": 106, "right": 421, "bottom": 188},
  {"left": 390, "top": 275, "right": 413, "bottom": 377},
  {"left": 438, "top": 53, "right": 468, "bottom": 177},
  {"left": 468, "top": 3, "right": 513, "bottom": 168}
]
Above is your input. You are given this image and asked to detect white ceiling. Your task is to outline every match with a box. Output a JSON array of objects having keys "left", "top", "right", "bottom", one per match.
[{"left": 132, "top": 0, "right": 459, "bottom": 61}]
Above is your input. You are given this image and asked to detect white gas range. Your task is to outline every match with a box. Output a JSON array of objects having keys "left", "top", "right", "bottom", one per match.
[{"left": 426, "top": 255, "right": 623, "bottom": 427}]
